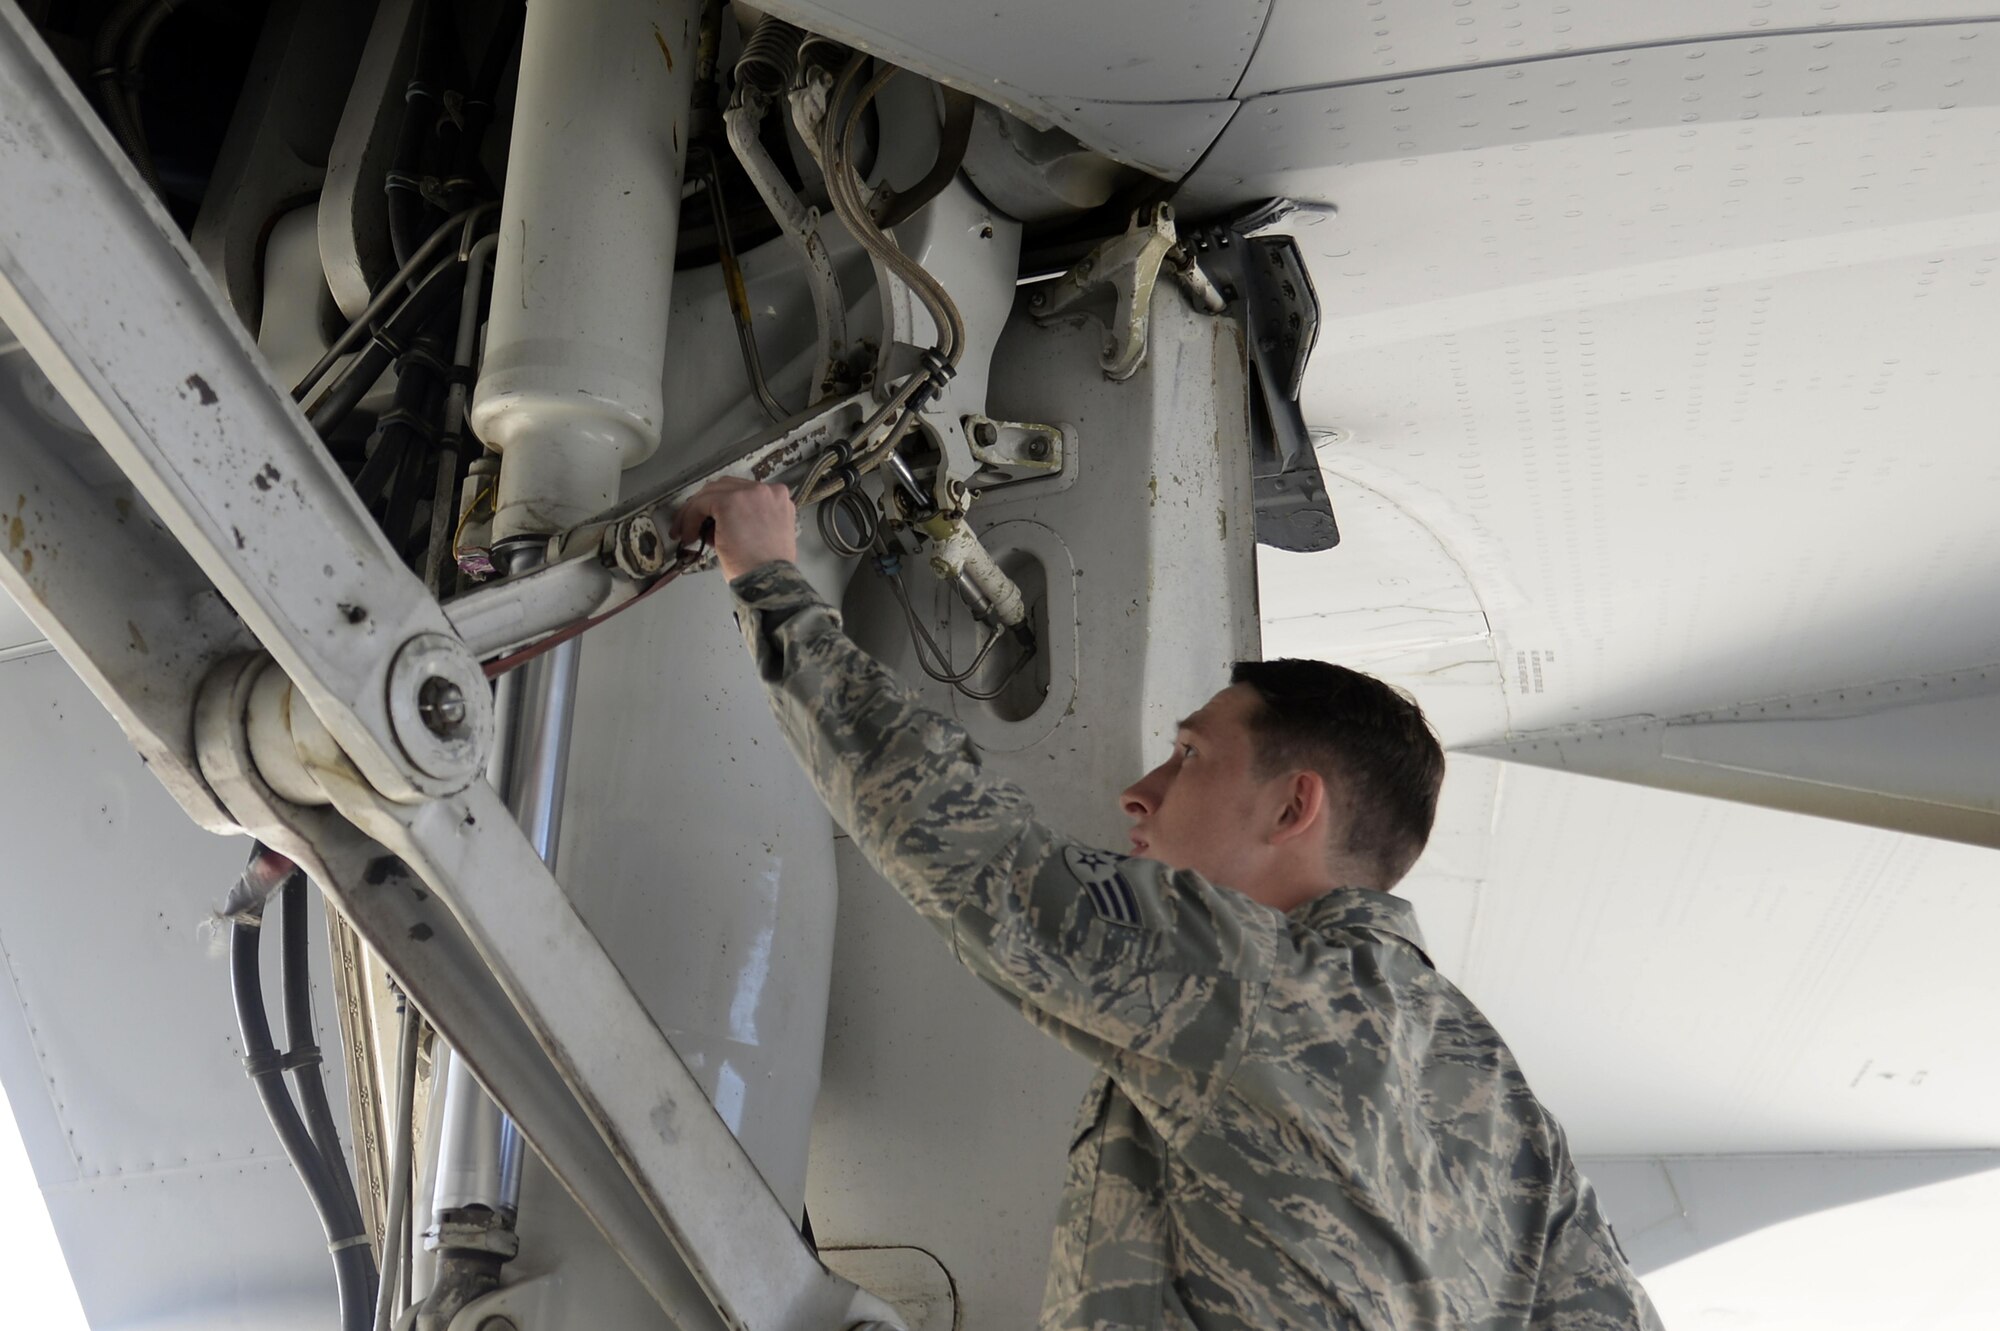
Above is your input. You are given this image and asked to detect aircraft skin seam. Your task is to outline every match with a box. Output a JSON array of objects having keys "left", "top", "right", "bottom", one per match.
[
  {"left": 1241, "top": 12, "right": 2000, "bottom": 100},
  {"left": 1474, "top": 659, "right": 2000, "bottom": 749},
  {"left": 1227, "top": 0, "right": 1281, "bottom": 104},
  {"left": 0, "top": 910, "right": 82, "bottom": 1177}
]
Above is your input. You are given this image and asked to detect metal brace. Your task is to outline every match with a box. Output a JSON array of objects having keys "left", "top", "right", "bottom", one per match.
[
  {"left": 1188, "top": 200, "right": 1342, "bottom": 554},
  {"left": 961, "top": 413, "right": 1069, "bottom": 490},
  {"left": 1028, "top": 202, "right": 1223, "bottom": 382}
]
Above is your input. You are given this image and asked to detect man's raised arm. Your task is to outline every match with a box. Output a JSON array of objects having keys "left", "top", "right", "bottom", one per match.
[{"left": 673, "top": 481, "right": 1277, "bottom": 1104}]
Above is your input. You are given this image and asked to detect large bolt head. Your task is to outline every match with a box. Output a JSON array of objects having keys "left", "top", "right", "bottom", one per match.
[
  {"left": 388, "top": 633, "right": 492, "bottom": 789},
  {"left": 417, "top": 677, "right": 469, "bottom": 737},
  {"left": 614, "top": 513, "right": 670, "bottom": 578}
]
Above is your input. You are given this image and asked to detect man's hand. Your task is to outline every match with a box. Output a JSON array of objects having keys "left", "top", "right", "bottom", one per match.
[{"left": 669, "top": 477, "right": 799, "bottom": 582}]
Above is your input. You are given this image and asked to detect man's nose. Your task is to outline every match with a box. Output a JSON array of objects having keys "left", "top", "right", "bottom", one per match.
[{"left": 1121, "top": 765, "right": 1165, "bottom": 819}]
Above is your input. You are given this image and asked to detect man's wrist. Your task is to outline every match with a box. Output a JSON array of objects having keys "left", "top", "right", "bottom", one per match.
[{"left": 727, "top": 556, "right": 796, "bottom": 590}]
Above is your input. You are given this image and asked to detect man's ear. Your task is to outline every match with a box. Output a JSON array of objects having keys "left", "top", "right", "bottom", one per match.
[{"left": 1269, "top": 770, "right": 1327, "bottom": 847}]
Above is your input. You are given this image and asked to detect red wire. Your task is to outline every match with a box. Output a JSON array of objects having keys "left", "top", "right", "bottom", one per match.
[{"left": 478, "top": 553, "right": 704, "bottom": 678}]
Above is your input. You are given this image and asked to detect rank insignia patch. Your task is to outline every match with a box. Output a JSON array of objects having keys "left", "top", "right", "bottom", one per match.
[{"left": 1064, "top": 846, "right": 1143, "bottom": 927}]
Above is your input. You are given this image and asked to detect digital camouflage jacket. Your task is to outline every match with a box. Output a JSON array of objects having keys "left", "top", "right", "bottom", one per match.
[{"left": 733, "top": 561, "right": 1662, "bottom": 1331}]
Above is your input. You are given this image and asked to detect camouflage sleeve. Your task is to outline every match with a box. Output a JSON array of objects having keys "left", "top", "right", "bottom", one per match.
[{"left": 731, "top": 561, "right": 1278, "bottom": 1094}]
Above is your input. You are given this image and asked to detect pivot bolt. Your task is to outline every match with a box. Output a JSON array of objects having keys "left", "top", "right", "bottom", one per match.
[
  {"left": 417, "top": 677, "right": 468, "bottom": 738},
  {"left": 973, "top": 420, "right": 999, "bottom": 447},
  {"left": 1025, "top": 435, "right": 1051, "bottom": 460},
  {"left": 929, "top": 555, "right": 953, "bottom": 579},
  {"left": 387, "top": 632, "right": 493, "bottom": 790},
  {"left": 614, "top": 513, "right": 670, "bottom": 578}
]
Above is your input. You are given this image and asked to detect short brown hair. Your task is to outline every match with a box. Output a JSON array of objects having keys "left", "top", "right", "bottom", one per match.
[{"left": 1229, "top": 659, "right": 1445, "bottom": 886}]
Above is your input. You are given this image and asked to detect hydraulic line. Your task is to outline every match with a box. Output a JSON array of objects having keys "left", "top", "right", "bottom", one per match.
[
  {"left": 386, "top": 0, "right": 448, "bottom": 267},
  {"left": 372, "top": 994, "right": 422, "bottom": 1331},
  {"left": 424, "top": 232, "right": 501, "bottom": 593},
  {"left": 293, "top": 204, "right": 499, "bottom": 405},
  {"left": 822, "top": 56, "right": 965, "bottom": 368},
  {"left": 114, "top": 0, "right": 187, "bottom": 193},
  {"left": 227, "top": 848, "right": 377, "bottom": 1331},
  {"left": 89, "top": 0, "right": 168, "bottom": 197},
  {"left": 703, "top": 152, "right": 790, "bottom": 423},
  {"left": 725, "top": 14, "right": 847, "bottom": 404},
  {"left": 279, "top": 873, "right": 368, "bottom": 1249},
  {"left": 875, "top": 87, "right": 976, "bottom": 229},
  {"left": 305, "top": 257, "right": 467, "bottom": 437}
]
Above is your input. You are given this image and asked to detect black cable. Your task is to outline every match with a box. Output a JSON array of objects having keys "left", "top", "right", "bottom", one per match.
[
  {"left": 292, "top": 204, "right": 498, "bottom": 405},
  {"left": 876, "top": 87, "right": 976, "bottom": 229},
  {"left": 90, "top": 0, "right": 163, "bottom": 197},
  {"left": 115, "top": 0, "right": 187, "bottom": 194},
  {"left": 305, "top": 257, "right": 467, "bottom": 438},
  {"left": 387, "top": 0, "right": 444, "bottom": 267},
  {"left": 381, "top": 355, "right": 448, "bottom": 546},
  {"left": 279, "top": 873, "right": 368, "bottom": 1250},
  {"left": 229, "top": 849, "right": 377, "bottom": 1331},
  {"left": 450, "top": 0, "right": 526, "bottom": 203}
]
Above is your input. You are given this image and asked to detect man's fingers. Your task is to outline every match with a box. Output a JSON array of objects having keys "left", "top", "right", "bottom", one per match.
[
  {"left": 669, "top": 481, "right": 741, "bottom": 543},
  {"left": 670, "top": 479, "right": 791, "bottom": 541},
  {"left": 667, "top": 494, "right": 711, "bottom": 545}
]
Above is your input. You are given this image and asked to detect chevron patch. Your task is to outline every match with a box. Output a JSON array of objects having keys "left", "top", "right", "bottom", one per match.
[{"left": 1063, "top": 845, "right": 1143, "bottom": 927}]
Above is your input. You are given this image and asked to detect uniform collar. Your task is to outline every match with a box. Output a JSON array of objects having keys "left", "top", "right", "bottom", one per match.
[{"left": 1293, "top": 888, "right": 1434, "bottom": 968}]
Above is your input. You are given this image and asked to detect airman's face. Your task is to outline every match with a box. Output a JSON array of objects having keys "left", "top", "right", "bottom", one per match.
[{"left": 1118, "top": 685, "right": 1279, "bottom": 890}]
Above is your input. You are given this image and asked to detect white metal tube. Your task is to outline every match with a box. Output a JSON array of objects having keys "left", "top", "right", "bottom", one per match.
[{"left": 470, "top": 0, "right": 699, "bottom": 540}]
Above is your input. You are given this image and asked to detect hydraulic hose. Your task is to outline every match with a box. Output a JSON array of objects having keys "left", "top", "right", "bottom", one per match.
[
  {"left": 292, "top": 204, "right": 499, "bottom": 405},
  {"left": 228, "top": 850, "right": 377, "bottom": 1331},
  {"left": 876, "top": 87, "right": 975, "bottom": 229},
  {"left": 114, "top": 0, "right": 187, "bottom": 194},
  {"left": 89, "top": 0, "right": 164, "bottom": 197},
  {"left": 305, "top": 257, "right": 467, "bottom": 437},
  {"left": 823, "top": 57, "right": 965, "bottom": 367},
  {"left": 279, "top": 873, "right": 368, "bottom": 1246},
  {"left": 387, "top": 0, "right": 444, "bottom": 267}
]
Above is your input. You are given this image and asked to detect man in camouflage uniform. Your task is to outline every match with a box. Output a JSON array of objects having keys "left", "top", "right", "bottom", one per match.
[{"left": 675, "top": 479, "right": 1663, "bottom": 1331}]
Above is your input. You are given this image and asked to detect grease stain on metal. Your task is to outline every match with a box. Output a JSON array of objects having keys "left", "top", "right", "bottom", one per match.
[
  {"left": 652, "top": 24, "right": 674, "bottom": 71},
  {"left": 252, "top": 463, "right": 281, "bottom": 492},
  {"left": 650, "top": 1099, "right": 680, "bottom": 1145},
  {"left": 127, "top": 620, "right": 147, "bottom": 654},
  {"left": 363, "top": 855, "right": 402, "bottom": 886},
  {"left": 183, "top": 373, "right": 217, "bottom": 405},
  {"left": 407, "top": 922, "right": 433, "bottom": 942}
]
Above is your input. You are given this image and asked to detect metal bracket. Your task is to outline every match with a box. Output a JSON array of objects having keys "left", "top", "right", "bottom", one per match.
[
  {"left": 961, "top": 413, "right": 1069, "bottom": 490},
  {"left": 1028, "top": 203, "right": 1184, "bottom": 381}
]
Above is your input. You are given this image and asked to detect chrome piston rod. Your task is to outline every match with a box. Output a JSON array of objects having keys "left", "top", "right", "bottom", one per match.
[{"left": 429, "top": 548, "right": 581, "bottom": 1225}]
